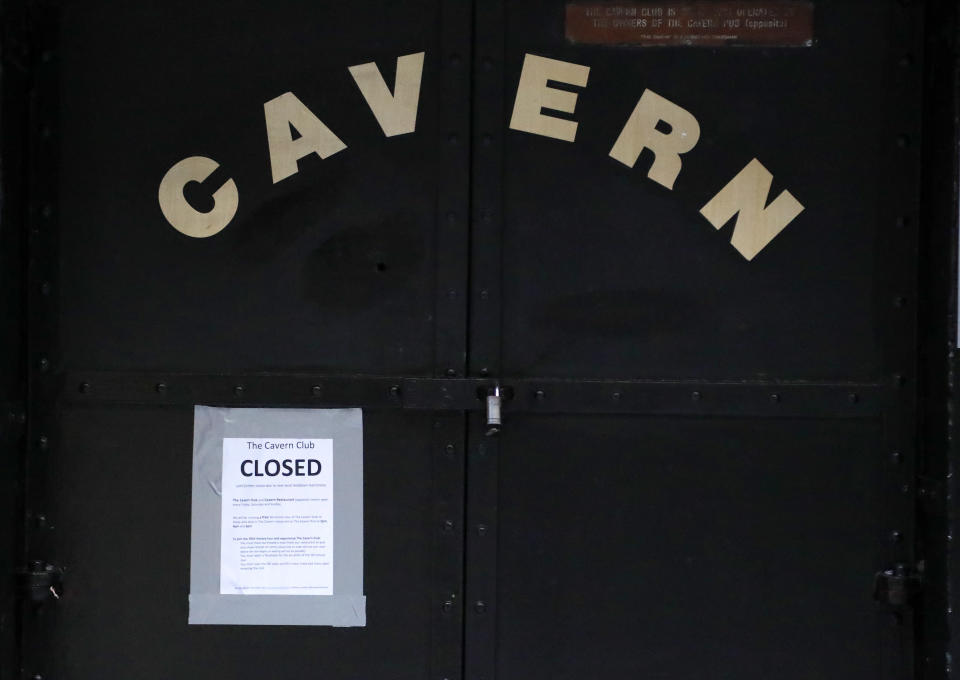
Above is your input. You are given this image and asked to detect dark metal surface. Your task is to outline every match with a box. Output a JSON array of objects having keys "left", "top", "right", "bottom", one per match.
[
  {"left": 495, "top": 1, "right": 921, "bottom": 383},
  {"left": 494, "top": 414, "right": 886, "bottom": 679},
  {"left": 60, "top": 370, "right": 894, "bottom": 417},
  {"left": 917, "top": 2, "right": 959, "bottom": 679},
  {"left": 18, "top": 1, "right": 472, "bottom": 679},
  {"left": 41, "top": 406, "right": 458, "bottom": 680},
  {"left": 464, "top": 1, "right": 923, "bottom": 678},
  {"left": 0, "top": 0, "right": 948, "bottom": 679},
  {"left": 0, "top": 0, "right": 31, "bottom": 675}
]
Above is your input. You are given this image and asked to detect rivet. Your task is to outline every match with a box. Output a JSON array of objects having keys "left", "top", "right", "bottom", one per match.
[
  {"left": 474, "top": 600, "right": 487, "bottom": 614},
  {"left": 893, "top": 374, "right": 906, "bottom": 387},
  {"left": 691, "top": 391, "right": 702, "bottom": 402},
  {"left": 35, "top": 514, "right": 47, "bottom": 528},
  {"left": 902, "top": 484, "right": 910, "bottom": 494},
  {"left": 234, "top": 385, "right": 245, "bottom": 397},
  {"left": 770, "top": 393, "right": 781, "bottom": 403},
  {"left": 38, "top": 435, "right": 48, "bottom": 450},
  {"left": 477, "top": 523, "right": 488, "bottom": 537},
  {"left": 534, "top": 389, "right": 545, "bottom": 400},
  {"left": 155, "top": 382, "right": 167, "bottom": 394},
  {"left": 891, "top": 451, "right": 903, "bottom": 464},
  {"left": 444, "top": 444, "right": 455, "bottom": 456},
  {"left": 446, "top": 211, "right": 457, "bottom": 224},
  {"left": 390, "top": 385, "right": 401, "bottom": 398},
  {"left": 848, "top": 393, "right": 859, "bottom": 404},
  {"left": 890, "top": 530, "right": 903, "bottom": 543},
  {"left": 480, "top": 289, "right": 489, "bottom": 300},
  {"left": 895, "top": 216, "right": 910, "bottom": 229},
  {"left": 38, "top": 357, "right": 49, "bottom": 372},
  {"left": 441, "top": 600, "right": 453, "bottom": 613},
  {"left": 479, "top": 368, "right": 489, "bottom": 377},
  {"left": 442, "top": 519, "right": 454, "bottom": 533},
  {"left": 311, "top": 385, "right": 323, "bottom": 396},
  {"left": 893, "top": 295, "right": 907, "bottom": 308},
  {"left": 445, "top": 369, "right": 457, "bottom": 377},
  {"left": 448, "top": 289, "right": 457, "bottom": 300},
  {"left": 612, "top": 391, "right": 622, "bottom": 401},
  {"left": 40, "top": 281, "right": 51, "bottom": 295},
  {"left": 41, "top": 204, "right": 53, "bottom": 219}
]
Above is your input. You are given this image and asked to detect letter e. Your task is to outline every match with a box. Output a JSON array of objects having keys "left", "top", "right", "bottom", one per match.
[{"left": 509, "top": 54, "right": 590, "bottom": 142}]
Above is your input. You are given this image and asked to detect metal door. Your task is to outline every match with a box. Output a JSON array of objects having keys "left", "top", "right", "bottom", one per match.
[
  {"left": 13, "top": 1, "right": 471, "bottom": 678},
  {"left": 465, "top": 1, "right": 922, "bottom": 679},
  {"left": 0, "top": 0, "right": 942, "bottom": 679}
]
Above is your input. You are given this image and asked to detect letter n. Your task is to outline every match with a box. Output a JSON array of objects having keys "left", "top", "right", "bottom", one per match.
[{"left": 699, "top": 159, "right": 804, "bottom": 261}]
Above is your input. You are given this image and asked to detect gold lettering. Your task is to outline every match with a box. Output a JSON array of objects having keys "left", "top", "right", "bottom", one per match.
[
  {"left": 264, "top": 92, "right": 347, "bottom": 184},
  {"left": 509, "top": 53, "right": 590, "bottom": 143},
  {"left": 699, "top": 159, "right": 804, "bottom": 260},
  {"left": 609, "top": 89, "right": 700, "bottom": 190},
  {"left": 348, "top": 52, "right": 425, "bottom": 137}
]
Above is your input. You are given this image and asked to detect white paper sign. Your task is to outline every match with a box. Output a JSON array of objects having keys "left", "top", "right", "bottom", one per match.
[{"left": 219, "top": 437, "right": 334, "bottom": 595}]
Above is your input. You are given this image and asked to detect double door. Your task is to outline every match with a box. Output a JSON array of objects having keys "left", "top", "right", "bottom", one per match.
[{"left": 11, "top": 1, "right": 922, "bottom": 678}]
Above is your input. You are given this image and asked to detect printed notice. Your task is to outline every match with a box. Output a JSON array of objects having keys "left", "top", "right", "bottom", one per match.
[{"left": 219, "top": 437, "right": 333, "bottom": 595}]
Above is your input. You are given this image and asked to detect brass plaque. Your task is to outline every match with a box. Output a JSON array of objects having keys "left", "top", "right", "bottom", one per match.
[{"left": 566, "top": 1, "right": 814, "bottom": 47}]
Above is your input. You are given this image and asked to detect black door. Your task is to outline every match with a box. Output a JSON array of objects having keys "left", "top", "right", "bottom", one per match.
[
  {"left": 463, "top": 2, "right": 919, "bottom": 679},
  {"left": 6, "top": 1, "right": 927, "bottom": 679},
  {"left": 18, "top": 1, "right": 471, "bottom": 678}
]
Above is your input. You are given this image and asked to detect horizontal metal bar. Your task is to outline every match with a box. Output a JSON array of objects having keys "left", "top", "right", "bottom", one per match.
[{"left": 58, "top": 371, "right": 896, "bottom": 418}]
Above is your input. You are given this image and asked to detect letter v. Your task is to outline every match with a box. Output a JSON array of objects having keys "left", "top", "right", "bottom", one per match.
[{"left": 348, "top": 52, "right": 425, "bottom": 137}]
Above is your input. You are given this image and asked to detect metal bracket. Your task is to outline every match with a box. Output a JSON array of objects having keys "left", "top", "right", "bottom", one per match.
[
  {"left": 18, "top": 561, "right": 63, "bottom": 603},
  {"left": 873, "top": 563, "right": 921, "bottom": 608}
]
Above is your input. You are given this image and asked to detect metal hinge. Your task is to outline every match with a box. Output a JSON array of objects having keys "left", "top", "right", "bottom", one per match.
[
  {"left": 18, "top": 561, "right": 63, "bottom": 603},
  {"left": 873, "top": 563, "right": 922, "bottom": 608}
]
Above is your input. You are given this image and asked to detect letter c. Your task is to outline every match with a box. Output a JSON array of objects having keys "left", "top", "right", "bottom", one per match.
[
  {"left": 240, "top": 460, "right": 253, "bottom": 476},
  {"left": 157, "top": 156, "right": 238, "bottom": 238}
]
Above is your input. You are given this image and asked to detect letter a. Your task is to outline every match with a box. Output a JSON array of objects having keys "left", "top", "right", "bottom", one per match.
[
  {"left": 264, "top": 92, "right": 347, "bottom": 184},
  {"left": 348, "top": 52, "right": 425, "bottom": 137},
  {"left": 699, "top": 159, "right": 804, "bottom": 261}
]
